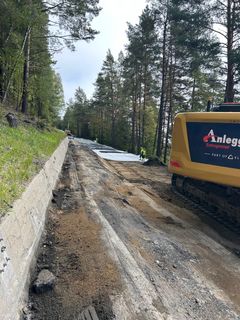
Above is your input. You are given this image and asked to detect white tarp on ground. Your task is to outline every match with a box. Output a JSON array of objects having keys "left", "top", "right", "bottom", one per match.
[
  {"left": 93, "top": 149, "right": 143, "bottom": 162},
  {"left": 76, "top": 138, "right": 144, "bottom": 162}
]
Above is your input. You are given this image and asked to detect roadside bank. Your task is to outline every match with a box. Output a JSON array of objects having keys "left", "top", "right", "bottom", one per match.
[{"left": 0, "top": 138, "right": 68, "bottom": 320}]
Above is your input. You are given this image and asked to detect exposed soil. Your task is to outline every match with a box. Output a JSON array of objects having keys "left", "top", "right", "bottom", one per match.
[
  {"left": 28, "top": 147, "right": 120, "bottom": 320},
  {"left": 27, "top": 141, "right": 240, "bottom": 320}
]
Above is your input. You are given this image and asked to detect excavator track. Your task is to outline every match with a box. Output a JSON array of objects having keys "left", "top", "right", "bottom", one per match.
[{"left": 172, "top": 174, "right": 240, "bottom": 235}]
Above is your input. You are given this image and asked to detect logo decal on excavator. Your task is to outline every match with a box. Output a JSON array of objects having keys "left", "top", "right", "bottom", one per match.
[
  {"left": 203, "top": 131, "right": 217, "bottom": 143},
  {"left": 187, "top": 122, "right": 240, "bottom": 169},
  {"left": 203, "top": 129, "right": 240, "bottom": 148}
]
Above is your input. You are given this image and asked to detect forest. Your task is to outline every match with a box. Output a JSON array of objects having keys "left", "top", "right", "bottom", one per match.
[
  {"left": 0, "top": 0, "right": 100, "bottom": 123},
  {"left": 61, "top": 0, "right": 240, "bottom": 161},
  {"left": 1, "top": 0, "right": 240, "bottom": 162}
]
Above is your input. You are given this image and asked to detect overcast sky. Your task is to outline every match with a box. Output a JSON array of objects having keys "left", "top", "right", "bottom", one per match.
[{"left": 54, "top": 0, "right": 147, "bottom": 102}]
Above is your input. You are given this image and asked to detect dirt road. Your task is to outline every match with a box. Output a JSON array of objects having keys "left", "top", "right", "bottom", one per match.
[{"left": 28, "top": 141, "right": 240, "bottom": 320}]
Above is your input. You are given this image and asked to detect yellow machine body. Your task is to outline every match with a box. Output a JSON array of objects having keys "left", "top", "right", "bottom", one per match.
[{"left": 168, "top": 112, "right": 240, "bottom": 188}]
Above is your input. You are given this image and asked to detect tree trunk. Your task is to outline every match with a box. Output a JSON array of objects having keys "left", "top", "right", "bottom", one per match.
[
  {"left": 224, "top": 0, "right": 234, "bottom": 102},
  {"left": 99, "top": 108, "right": 104, "bottom": 143},
  {"left": 0, "top": 25, "right": 13, "bottom": 102},
  {"left": 164, "top": 73, "right": 174, "bottom": 163},
  {"left": 3, "top": 27, "right": 30, "bottom": 104},
  {"left": 191, "top": 77, "right": 196, "bottom": 110},
  {"left": 156, "top": 16, "right": 168, "bottom": 158},
  {"left": 0, "top": 65, "right": 4, "bottom": 101},
  {"left": 77, "top": 118, "right": 81, "bottom": 137},
  {"left": 110, "top": 82, "right": 116, "bottom": 147},
  {"left": 142, "top": 64, "right": 147, "bottom": 147},
  {"left": 21, "top": 28, "right": 31, "bottom": 114},
  {"left": 111, "top": 115, "right": 116, "bottom": 146},
  {"left": 137, "top": 77, "right": 142, "bottom": 151},
  {"left": 152, "top": 117, "right": 158, "bottom": 155},
  {"left": 131, "top": 95, "right": 137, "bottom": 153},
  {"left": 161, "top": 99, "right": 167, "bottom": 153}
]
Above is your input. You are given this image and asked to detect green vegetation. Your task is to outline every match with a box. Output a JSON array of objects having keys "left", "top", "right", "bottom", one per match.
[
  {"left": 0, "top": 0, "right": 100, "bottom": 121},
  {"left": 61, "top": 0, "right": 240, "bottom": 162},
  {"left": 0, "top": 123, "right": 65, "bottom": 215},
  {"left": 0, "top": 0, "right": 101, "bottom": 215}
]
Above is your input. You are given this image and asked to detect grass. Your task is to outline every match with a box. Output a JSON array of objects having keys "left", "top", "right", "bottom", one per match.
[{"left": 0, "top": 123, "right": 65, "bottom": 216}]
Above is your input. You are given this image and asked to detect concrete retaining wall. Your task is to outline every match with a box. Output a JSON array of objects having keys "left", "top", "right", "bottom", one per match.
[{"left": 0, "top": 138, "right": 69, "bottom": 320}]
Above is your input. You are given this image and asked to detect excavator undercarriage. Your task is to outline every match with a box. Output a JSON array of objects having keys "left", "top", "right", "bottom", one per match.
[{"left": 172, "top": 174, "right": 240, "bottom": 232}]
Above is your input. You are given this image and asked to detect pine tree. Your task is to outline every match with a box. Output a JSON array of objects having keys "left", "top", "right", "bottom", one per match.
[
  {"left": 150, "top": 0, "right": 222, "bottom": 159},
  {"left": 0, "top": 0, "right": 100, "bottom": 123},
  {"left": 124, "top": 7, "right": 160, "bottom": 154},
  {"left": 211, "top": 0, "right": 240, "bottom": 102}
]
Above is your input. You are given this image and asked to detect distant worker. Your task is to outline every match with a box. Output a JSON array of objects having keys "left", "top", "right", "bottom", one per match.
[{"left": 140, "top": 147, "right": 146, "bottom": 160}]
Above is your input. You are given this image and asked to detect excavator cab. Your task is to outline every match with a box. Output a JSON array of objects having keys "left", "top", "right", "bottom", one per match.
[{"left": 212, "top": 102, "right": 240, "bottom": 112}]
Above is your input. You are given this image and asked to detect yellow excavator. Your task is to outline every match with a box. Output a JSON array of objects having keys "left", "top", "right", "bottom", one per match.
[{"left": 168, "top": 103, "right": 240, "bottom": 226}]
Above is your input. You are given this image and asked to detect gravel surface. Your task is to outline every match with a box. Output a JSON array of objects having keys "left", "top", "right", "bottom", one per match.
[{"left": 27, "top": 140, "right": 240, "bottom": 320}]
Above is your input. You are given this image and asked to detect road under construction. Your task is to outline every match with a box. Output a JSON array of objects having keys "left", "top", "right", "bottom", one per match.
[{"left": 27, "top": 139, "right": 240, "bottom": 320}]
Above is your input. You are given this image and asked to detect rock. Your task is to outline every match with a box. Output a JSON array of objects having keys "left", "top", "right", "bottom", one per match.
[
  {"left": 32, "top": 269, "right": 56, "bottom": 293},
  {"left": 122, "top": 198, "right": 130, "bottom": 205},
  {"left": 22, "top": 306, "right": 32, "bottom": 320},
  {"left": 28, "top": 302, "right": 37, "bottom": 311},
  {"left": 5, "top": 113, "right": 18, "bottom": 127},
  {"left": 143, "top": 156, "right": 166, "bottom": 167},
  {"left": 52, "top": 190, "right": 58, "bottom": 198}
]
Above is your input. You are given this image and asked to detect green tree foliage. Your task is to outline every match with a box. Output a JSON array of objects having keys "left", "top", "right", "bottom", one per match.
[
  {"left": 90, "top": 50, "right": 130, "bottom": 148},
  {"left": 0, "top": 0, "right": 100, "bottom": 123},
  {"left": 210, "top": 0, "right": 240, "bottom": 102},
  {"left": 62, "top": 1, "right": 234, "bottom": 162},
  {"left": 149, "top": 0, "right": 223, "bottom": 158},
  {"left": 44, "top": 0, "right": 101, "bottom": 46},
  {"left": 62, "top": 88, "right": 91, "bottom": 138},
  {"left": 123, "top": 7, "right": 160, "bottom": 154},
  {"left": 87, "top": 12, "right": 160, "bottom": 154}
]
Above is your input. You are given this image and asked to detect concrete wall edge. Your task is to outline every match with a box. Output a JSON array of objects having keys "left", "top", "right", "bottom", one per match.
[{"left": 0, "top": 137, "right": 69, "bottom": 320}]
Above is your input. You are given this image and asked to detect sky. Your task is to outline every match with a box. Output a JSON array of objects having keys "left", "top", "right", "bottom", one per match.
[{"left": 54, "top": 0, "right": 147, "bottom": 103}]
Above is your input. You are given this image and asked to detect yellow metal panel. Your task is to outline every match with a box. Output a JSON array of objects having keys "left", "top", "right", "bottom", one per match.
[
  {"left": 169, "top": 112, "right": 240, "bottom": 188},
  {"left": 178, "top": 112, "right": 240, "bottom": 123}
]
